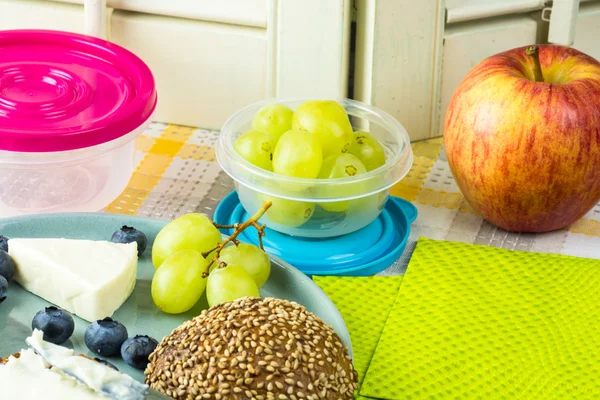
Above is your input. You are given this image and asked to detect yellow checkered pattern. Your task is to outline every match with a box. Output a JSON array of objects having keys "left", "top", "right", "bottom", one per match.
[
  {"left": 107, "top": 123, "right": 600, "bottom": 264},
  {"left": 106, "top": 124, "right": 217, "bottom": 215}
]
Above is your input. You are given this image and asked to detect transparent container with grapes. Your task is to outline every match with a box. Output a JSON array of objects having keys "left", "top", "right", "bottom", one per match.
[{"left": 217, "top": 98, "right": 413, "bottom": 238}]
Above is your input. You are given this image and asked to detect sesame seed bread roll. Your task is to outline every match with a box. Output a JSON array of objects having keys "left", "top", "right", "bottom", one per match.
[{"left": 145, "top": 297, "right": 358, "bottom": 399}]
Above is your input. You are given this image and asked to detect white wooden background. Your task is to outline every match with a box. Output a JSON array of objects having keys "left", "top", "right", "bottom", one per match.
[
  {"left": 0, "top": 0, "right": 351, "bottom": 130},
  {"left": 1, "top": 0, "right": 599, "bottom": 141},
  {"left": 354, "top": 0, "right": 600, "bottom": 141}
]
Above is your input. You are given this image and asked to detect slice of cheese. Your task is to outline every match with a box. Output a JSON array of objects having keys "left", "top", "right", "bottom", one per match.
[
  {"left": 9, "top": 238, "right": 138, "bottom": 322},
  {"left": 0, "top": 349, "right": 107, "bottom": 399}
]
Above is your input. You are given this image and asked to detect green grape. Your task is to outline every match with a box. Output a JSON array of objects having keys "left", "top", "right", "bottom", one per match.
[
  {"left": 348, "top": 191, "right": 388, "bottom": 215},
  {"left": 292, "top": 100, "right": 353, "bottom": 157},
  {"left": 252, "top": 103, "right": 293, "bottom": 140},
  {"left": 318, "top": 153, "right": 367, "bottom": 179},
  {"left": 348, "top": 131, "right": 386, "bottom": 171},
  {"left": 234, "top": 129, "right": 277, "bottom": 171},
  {"left": 317, "top": 153, "right": 367, "bottom": 212},
  {"left": 218, "top": 243, "right": 271, "bottom": 287},
  {"left": 152, "top": 213, "right": 221, "bottom": 269},
  {"left": 151, "top": 250, "right": 208, "bottom": 314},
  {"left": 206, "top": 265, "right": 260, "bottom": 307},
  {"left": 262, "top": 195, "right": 315, "bottom": 227},
  {"left": 272, "top": 129, "right": 323, "bottom": 179}
]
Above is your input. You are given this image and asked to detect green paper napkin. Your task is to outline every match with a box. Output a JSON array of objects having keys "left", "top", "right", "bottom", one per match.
[
  {"left": 360, "top": 238, "right": 600, "bottom": 399},
  {"left": 314, "top": 275, "right": 403, "bottom": 391}
]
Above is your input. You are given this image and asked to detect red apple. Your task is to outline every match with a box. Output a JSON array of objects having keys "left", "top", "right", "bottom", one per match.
[{"left": 444, "top": 45, "right": 600, "bottom": 232}]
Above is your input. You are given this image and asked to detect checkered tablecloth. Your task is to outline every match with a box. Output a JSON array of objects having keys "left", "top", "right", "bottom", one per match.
[{"left": 107, "top": 122, "right": 600, "bottom": 275}]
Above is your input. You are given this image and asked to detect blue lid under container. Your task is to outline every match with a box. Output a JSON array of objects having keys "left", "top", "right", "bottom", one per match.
[{"left": 213, "top": 191, "right": 418, "bottom": 276}]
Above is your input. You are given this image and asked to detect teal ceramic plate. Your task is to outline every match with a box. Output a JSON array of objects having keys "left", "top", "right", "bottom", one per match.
[{"left": 0, "top": 213, "right": 352, "bottom": 382}]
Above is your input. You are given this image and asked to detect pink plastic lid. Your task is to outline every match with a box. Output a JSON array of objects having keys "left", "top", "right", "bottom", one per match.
[{"left": 0, "top": 30, "right": 157, "bottom": 152}]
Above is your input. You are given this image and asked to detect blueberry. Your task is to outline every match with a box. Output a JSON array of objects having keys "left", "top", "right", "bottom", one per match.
[
  {"left": 111, "top": 226, "right": 147, "bottom": 256},
  {"left": 32, "top": 306, "right": 75, "bottom": 344},
  {"left": 85, "top": 317, "right": 129, "bottom": 357},
  {"left": 121, "top": 335, "right": 158, "bottom": 370},
  {"left": 0, "top": 275, "right": 7, "bottom": 304},
  {"left": 94, "top": 357, "right": 119, "bottom": 371},
  {"left": 0, "top": 236, "right": 8, "bottom": 252},
  {"left": 0, "top": 250, "right": 15, "bottom": 282}
]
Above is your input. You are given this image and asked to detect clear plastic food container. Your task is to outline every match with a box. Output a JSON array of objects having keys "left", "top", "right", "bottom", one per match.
[
  {"left": 0, "top": 30, "right": 157, "bottom": 217},
  {"left": 217, "top": 98, "right": 413, "bottom": 238}
]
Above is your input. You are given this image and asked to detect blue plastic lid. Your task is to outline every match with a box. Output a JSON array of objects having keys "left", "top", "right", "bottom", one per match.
[{"left": 213, "top": 191, "right": 418, "bottom": 276}]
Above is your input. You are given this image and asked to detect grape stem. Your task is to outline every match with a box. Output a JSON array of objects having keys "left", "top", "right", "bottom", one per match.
[
  {"left": 251, "top": 221, "right": 266, "bottom": 250},
  {"left": 213, "top": 222, "right": 239, "bottom": 230},
  {"left": 202, "top": 201, "right": 272, "bottom": 278}
]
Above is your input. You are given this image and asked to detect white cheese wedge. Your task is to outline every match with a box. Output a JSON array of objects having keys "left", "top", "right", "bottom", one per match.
[
  {"left": 0, "top": 349, "right": 107, "bottom": 399},
  {"left": 9, "top": 238, "right": 138, "bottom": 322}
]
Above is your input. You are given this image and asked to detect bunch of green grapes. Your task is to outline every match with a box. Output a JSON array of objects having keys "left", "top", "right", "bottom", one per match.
[
  {"left": 232, "top": 100, "right": 389, "bottom": 227},
  {"left": 150, "top": 214, "right": 271, "bottom": 313},
  {"left": 152, "top": 213, "right": 221, "bottom": 268},
  {"left": 206, "top": 243, "right": 270, "bottom": 307}
]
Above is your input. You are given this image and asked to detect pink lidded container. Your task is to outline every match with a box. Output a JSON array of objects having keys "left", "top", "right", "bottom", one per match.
[{"left": 0, "top": 30, "right": 157, "bottom": 217}]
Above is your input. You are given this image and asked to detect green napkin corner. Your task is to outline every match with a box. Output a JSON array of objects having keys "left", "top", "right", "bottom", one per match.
[
  {"left": 314, "top": 275, "right": 403, "bottom": 392},
  {"left": 360, "top": 238, "right": 600, "bottom": 399}
]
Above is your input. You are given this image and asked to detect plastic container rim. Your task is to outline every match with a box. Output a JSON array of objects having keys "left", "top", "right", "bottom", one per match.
[
  {"left": 217, "top": 97, "right": 414, "bottom": 202},
  {"left": 0, "top": 114, "right": 154, "bottom": 167}
]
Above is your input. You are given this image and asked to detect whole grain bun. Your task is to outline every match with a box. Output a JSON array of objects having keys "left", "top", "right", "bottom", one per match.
[{"left": 145, "top": 297, "right": 357, "bottom": 399}]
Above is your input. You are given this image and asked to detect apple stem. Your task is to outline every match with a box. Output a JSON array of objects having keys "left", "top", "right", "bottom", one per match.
[
  {"left": 202, "top": 201, "right": 272, "bottom": 277},
  {"left": 526, "top": 45, "right": 544, "bottom": 83}
]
